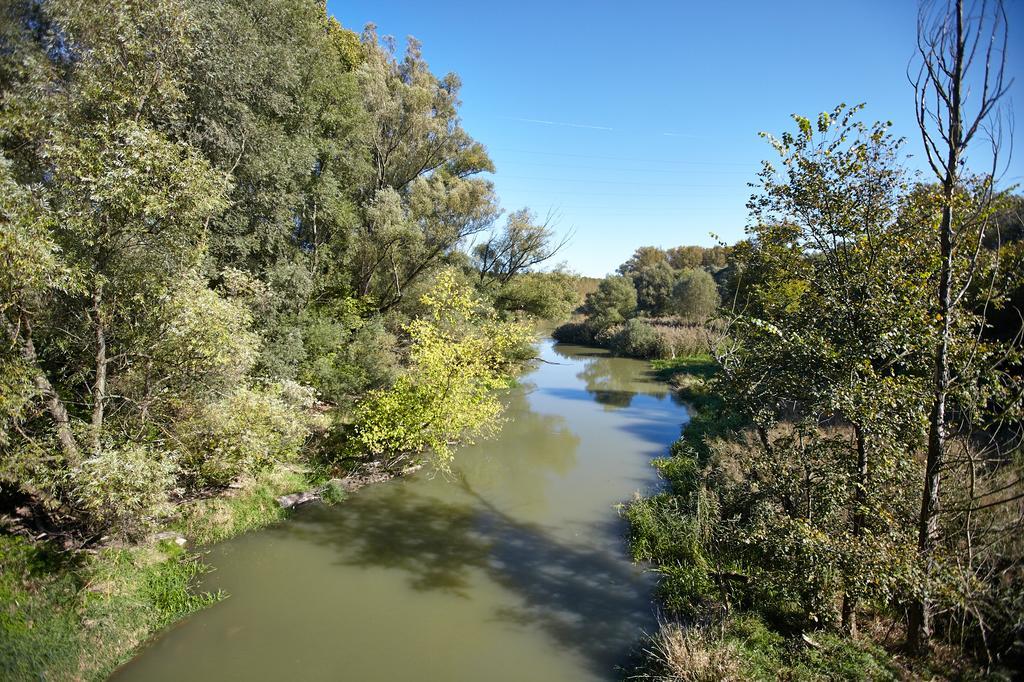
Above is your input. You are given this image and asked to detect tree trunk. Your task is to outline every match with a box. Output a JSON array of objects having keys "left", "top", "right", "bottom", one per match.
[
  {"left": 907, "top": 0, "right": 966, "bottom": 653},
  {"left": 842, "top": 424, "right": 869, "bottom": 636},
  {"left": 90, "top": 285, "right": 107, "bottom": 457},
  {"left": 4, "top": 316, "right": 80, "bottom": 464}
]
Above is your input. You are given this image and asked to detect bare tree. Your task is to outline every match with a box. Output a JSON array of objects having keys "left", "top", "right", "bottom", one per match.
[
  {"left": 473, "top": 209, "right": 572, "bottom": 286},
  {"left": 908, "top": 0, "right": 1012, "bottom": 654}
]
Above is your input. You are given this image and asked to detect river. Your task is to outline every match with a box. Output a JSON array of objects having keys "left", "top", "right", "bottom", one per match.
[{"left": 111, "top": 339, "right": 689, "bottom": 681}]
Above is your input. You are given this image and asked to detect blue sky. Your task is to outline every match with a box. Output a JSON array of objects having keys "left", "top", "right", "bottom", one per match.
[{"left": 327, "top": 0, "right": 1024, "bottom": 277}]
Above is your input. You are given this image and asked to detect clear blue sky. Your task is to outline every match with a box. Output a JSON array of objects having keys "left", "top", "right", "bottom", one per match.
[{"left": 327, "top": 0, "right": 1024, "bottom": 277}]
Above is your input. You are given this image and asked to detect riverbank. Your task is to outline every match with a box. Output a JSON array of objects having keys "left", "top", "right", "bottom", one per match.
[
  {"left": 622, "top": 357, "right": 990, "bottom": 681},
  {"left": 1, "top": 466, "right": 313, "bottom": 680}
]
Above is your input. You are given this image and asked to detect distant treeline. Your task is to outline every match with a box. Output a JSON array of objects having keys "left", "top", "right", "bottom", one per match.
[{"left": 554, "top": 244, "right": 726, "bottom": 359}]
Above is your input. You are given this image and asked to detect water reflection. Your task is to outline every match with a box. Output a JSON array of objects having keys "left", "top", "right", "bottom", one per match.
[{"left": 552, "top": 343, "right": 683, "bottom": 410}]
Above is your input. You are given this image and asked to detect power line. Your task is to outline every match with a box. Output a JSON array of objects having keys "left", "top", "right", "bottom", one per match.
[
  {"left": 489, "top": 159, "right": 753, "bottom": 176},
  {"left": 493, "top": 174, "right": 739, "bottom": 188},
  {"left": 488, "top": 146, "right": 754, "bottom": 167}
]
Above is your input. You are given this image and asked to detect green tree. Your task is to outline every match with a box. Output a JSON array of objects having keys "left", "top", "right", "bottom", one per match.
[
  {"left": 493, "top": 270, "right": 582, "bottom": 321},
  {"left": 631, "top": 261, "right": 677, "bottom": 316},
  {"left": 717, "top": 104, "right": 935, "bottom": 632},
  {"left": 351, "top": 270, "right": 532, "bottom": 469},
  {"left": 473, "top": 209, "right": 569, "bottom": 286},
  {"left": 350, "top": 27, "right": 497, "bottom": 310},
  {"left": 1, "top": 0, "right": 227, "bottom": 466},
  {"left": 617, "top": 245, "right": 668, "bottom": 274},
  {"left": 585, "top": 275, "right": 637, "bottom": 330},
  {"left": 672, "top": 268, "right": 721, "bottom": 321}
]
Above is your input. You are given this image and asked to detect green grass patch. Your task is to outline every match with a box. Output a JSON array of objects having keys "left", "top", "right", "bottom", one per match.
[
  {"left": 724, "top": 612, "right": 902, "bottom": 681},
  {"left": 169, "top": 466, "right": 307, "bottom": 545},
  {"left": 650, "top": 354, "right": 717, "bottom": 383},
  {"left": 0, "top": 535, "right": 219, "bottom": 681},
  {"left": 1, "top": 464, "right": 311, "bottom": 681}
]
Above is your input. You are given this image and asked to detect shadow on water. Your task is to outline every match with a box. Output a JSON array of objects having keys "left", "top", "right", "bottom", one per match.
[
  {"left": 279, "top": 480, "right": 655, "bottom": 677},
  {"left": 617, "top": 412, "right": 686, "bottom": 449}
]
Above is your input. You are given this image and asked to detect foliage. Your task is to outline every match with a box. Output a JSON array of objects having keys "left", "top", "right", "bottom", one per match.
[
  {"left": 175, "top": 382, "right": 325, "bottom": 488},
  {"left": 298, "top": 305, "right": 397, "bottom": 406},
  {"left": 626, "top": 103, "right": 1023, "bottom": 679},
  {"left": 666, "top": 245, "right": 731, "bottom": 271},
  {"left": 70, "top": 446, "right": 177, "bottom": 540},
  {"left": 473, "top": 209, "right": 568, "bottom": 286},
  {"left": 551, "top": 319, "right": 596, "bottom": 345},
  {"left": 618, "top": 246, "right": 670, "bottom": 274},
  {"left": 584, "top": 275, "right": 637, "bottom": 330},
  {"left": 672, "top": 269, "right": 721, "bottom": 321},
  {"left": 631, "top": 261, "right": 678, "bottom": 316},
  {"left": 349, "top": 27, "right": 497, "bottom": 310},
  {"left": 351, "top": 271, "right": 533, "bottom": 468},
  {"left": 493, "top": 270, "right": 582, "bottom": 321},
  {"left": 610, "top": 319, "right": 668, "bottom": 359}
]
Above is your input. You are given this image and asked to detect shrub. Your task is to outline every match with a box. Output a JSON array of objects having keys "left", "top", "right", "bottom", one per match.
[
  {"left": 351, "top": 271, "right": 533, "bottom": 469},
  {"left": 584, "top": 275, "right": 637, "bottom": 330},
  {"left": 70, "top": 445, "right": 176, "bottom": 539},
  {"left": 300, "top": 311, "right": 397, "bottom": 406},
  {"left": 552, "top": 320, "right": 595, "bottom": 345},
  {"left": 494, "top": 271, "right": 582, "bottom": 321},
  {"left": 631, "top": 621, "right": 742, "bottom": 682},
  {"left": 611, "top": 319, "right": 667, "bottom": 359},
  {"left": 175, "top": 382, "right": 323, "bottom": 488}
]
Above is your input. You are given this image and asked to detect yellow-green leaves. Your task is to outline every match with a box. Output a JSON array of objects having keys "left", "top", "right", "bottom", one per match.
[{"left": 352, "top": 270, "right": 533, "bottom": 468}]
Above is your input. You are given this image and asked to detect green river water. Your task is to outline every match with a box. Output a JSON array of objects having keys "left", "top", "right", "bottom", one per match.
[{"left": 111, "top": 340, "right": 689, "bottom": 681}]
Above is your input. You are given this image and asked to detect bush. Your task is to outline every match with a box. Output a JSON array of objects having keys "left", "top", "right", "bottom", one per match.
[
  {"left": 584, "top": 275, "right": 637, "bottom": 330},
  {"left": 350, "top": 271, "right": 533, "bottom": 469},
  {"left": 493, "top": 271, "right": 582, "bottom": 321},
  {"left": 610, "top": 319, "right": 667, "bottom": 359},
  {"left": 175, "top": 382, "right": 324, "bottom": 488},
  {"left": 299, "top": 311, "right": 397, "bottom": 406},
  {"left": 631, "top": 261, "right": 678, "bottom": 316},
  {"left": 631, "top": 621, "right": 743, "bottom": 682},
  {"left": 551, "top": 319, "right": 596, "bottom": 345},
  {"left": 70, "top": 445, "right": 176, "bottom": 539}
]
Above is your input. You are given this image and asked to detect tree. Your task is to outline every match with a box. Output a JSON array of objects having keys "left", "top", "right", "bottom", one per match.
[
  {"left": 618, "top": 246, "right": 668, "bottom": 274},
  {"left": 666, "top": 245, "right": 704, "bottom": 270},
  {"left": 351, "top": 270, "right": 531, "bottom": 469},
  {"left": 473, "top": 209, "right": 570, "bottom": 286},
  {"left": 1, "top": 0, "right": 227, "bottom": 466},
  {"left": 672, "top": 268, "right": 720, "bottom": 321},
  {"left": 493, "top": 271, "right": 582, "bottom": 321},
  {"left": 908, "top": 0, "right": 1015, "bottom": 653},
  {"left": 350, "top": 27, "right": 498, "bottom": 310},
  {"left": 719, "top": 105, "right": 934, "bottom": 633},
  {"left": 631, "top": 261, "right": 678, "bottom": 316},
  {"left": 179, "top": 0, "right": 369, "bottom": 383},
  {"left": 585, "top": 275, "right": 638, "bottom": 330}
]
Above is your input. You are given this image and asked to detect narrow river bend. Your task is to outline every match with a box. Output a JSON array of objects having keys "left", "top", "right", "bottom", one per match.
[{"left": 112, "top": 340, "right": 689, "bottom": 681}]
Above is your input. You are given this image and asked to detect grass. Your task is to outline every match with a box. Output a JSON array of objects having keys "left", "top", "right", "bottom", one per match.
[
  {"left": 170, "top": 466, "right": 308, "bottom": 545},
  {"left": 649, "top": 355, "right": 717, "bottom": 383},
  {"left": 0, "top": 464, "right": 312, "bottom": 681}
]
